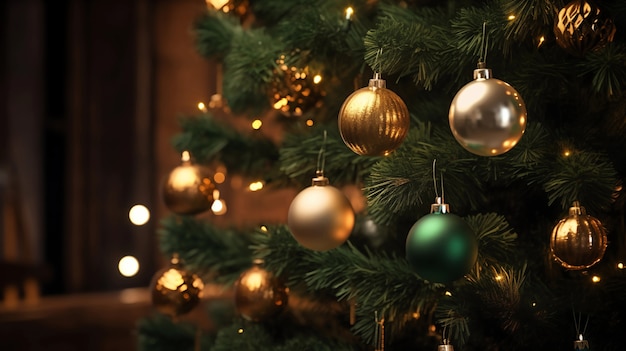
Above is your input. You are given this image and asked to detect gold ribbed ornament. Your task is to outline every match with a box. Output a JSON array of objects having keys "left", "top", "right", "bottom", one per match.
[
  {"left": 338, "top": 73, "right": 410, "bottom": 156},
  {"left": 162, "top": 151, "right": 215, "bottom": 215},
  {"left": 550, "top": 201, "right": 607, "bottom": 270}
]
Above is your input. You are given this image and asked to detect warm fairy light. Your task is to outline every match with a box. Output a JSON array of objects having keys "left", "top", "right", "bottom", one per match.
[
  {"left": 118, "top": 256, "right": 140, "bottom": 277},
  {"left": 445, "top": 291, "right": 452, "bottom": 296},
  {"left": 618, "top": 262, "right": 624, "bottom": 269},
  {"left": 508, "top": 14, "right": 516, "bottom": 21},
  {"left": 238, "top": 328, "right": 244, "bottom": 334},
  {"left": 591, "top": 275, "right": 601, "bottom": 283},
  {"left": 345, "top": 7, "right": 354, "bottom": 20},
  {"left": 197, "top": 102, "right": 208, "bottom": 112},
  {"left": 429, "top": 325, "right": 436, "bottom": 333},
  {"left": 532, "top": 302, "right": 537, "bottom": 307},
  {"left": 211, "top": 199, "right": 227, "bottom": 215},
  {"left": 251, "top": 119, "right": 263, "bottom": 130},
  {"left": 495, "top": 275, "right": 503, "bottom": 281},
  {"left": 260, "top": 225, "right": 268, "bottom": 232},
  {"left": 537, "top": 36, "right": 545, "bottom": 47},
  {"left": 563, "top": 149, "right": 571, "bottom": 157},
  {"left": 249, "top": 181, "right": 264, "bottom": 191},
  {"left": 412, "top": 311, "right": 420, "bottom": 319},
  {"left": 213, "top": 171, "right": 226, "bottom": 184},
  {"left": 181, "top": 150, "right": 191, "bottom": 162},
  {"left": 273, "top": 97, "right": 289, "bottom": 110},
  {"left": 206, "top": 0, "right": 230, "bottom": 9},
  {"left": 306, "top": 119, "right": 314, "bottom": 127},
  {"left": 313, "top": 74, "right": 322, "bottom": 84},
  {"left": 128, "top": 204, "right": 150, "bottom": 226}
]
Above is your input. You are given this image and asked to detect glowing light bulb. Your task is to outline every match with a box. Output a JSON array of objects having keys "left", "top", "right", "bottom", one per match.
[
  {"left": 345, "top": 7, "right": 353, "bottom": 20},
  {"left": 197, "top": 102, "right": 207, "bottom": 112},
  {"left": 211, "top": 199, "right": 227, "bottom": 215},
  {"left": 181, "top": 150, "right": 191, "bottom": 162},
  {"left": 129, "top": 204, "right": 150, "bottom": 226},
  {"left": 537, "top": 36, "right": 545, "bottom": 47},
  {"left": 563, "top": 150, "right": 571, "bottom": 157},
  {"left": 118, "top": 256, "right": 140, "bottom": 277},
  {"left": 618, "top": 262, "right": 624, "bottom": 269},
  {"left": 249, "top": 181, "right": 264, "bottom": 191},
  {"left": 251, "top": 119, "right": 262, "bottom": 130},
  {"left": 313, "top": 74, "right": 322, "bottom": 84},
  {"left": 306, "top": 119, "right": 314, "bottom": 127},
  {"left": 591, "top": 275, "right": 601, "bottom": 283},
  {"left": 508, "top": 14, "right": 516, "bottom": 21}
]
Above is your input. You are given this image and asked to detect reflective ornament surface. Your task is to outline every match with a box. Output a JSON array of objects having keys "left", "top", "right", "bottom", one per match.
[
  {"left": 234, "top": 259, "right": 289, "bottom": 322},
  {"left": 449, "top": 64, "right": 527, "bottom": 156},
  {"left": 550, "top": 201, "right": 607, "bottom": 270},
  {"left": 150, "top": 256, "right": 204, "bottom": 318},
  {"left": 287, "top": 174, "right": 355, "bottom": 251},
  {"left": 162, "top": 152, "right": 215, "bottom": 215},
  {"left": 338, "top": 73, "right": 410, "bottom": 156},
  {"left": 554, "top": 0, "right": 616, "bottom": 56},
  {"left": 270, "top": 53, "right": 325, "bottom": 117},
  {"left": 406, "top": 198, "right": 478, "bottom": 283}
]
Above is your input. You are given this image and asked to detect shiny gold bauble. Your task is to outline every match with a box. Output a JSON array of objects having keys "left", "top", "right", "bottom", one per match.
[
  {"left": 270, "top": 54, "right": 325, "bottom": 117},
  {"left": 550, "top": 201, "right": 607, "bottom": 270},
  {"left": 162, "top": 153, "right": 215, "bottom": 215},
  {"left": 554, "top": 0, "right": 616, "bottom": 57},
  {"left": 338, "top": 73, "right": 410, "bottom": 156},
  {"left": 150, "top": 256, "right": 204, "bottom": 317},
  {"left": 234, "top": 259, "right": 289, "bottom": 322},
  {"left": 449, "top": 64, "right": 527, "bottom": 156},
  {"left": 287, "top": 174, "right": 355, "bottom": 251}
]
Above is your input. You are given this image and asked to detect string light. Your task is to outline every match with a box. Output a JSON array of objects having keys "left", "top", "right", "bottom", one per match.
[
  {"left": 306, "top": 119, "right": 314, "bottom": 127},
  {"left": 237, "top": 328, "right": 244, "bottom": 334},
  {"left": 345, "top": 7, "right": 353, "bottom": 20},
  {"left": 118, "top": 256, "right": 140, "bottom": 277},
  {"left": 313, "top": 74, "right": 322, "bottom": 84},
  {"left": 444, "top": 291, "right": 452, "bottom": 296},
  {"left": 197, "top": 102, "right": 208, "bottom": 112},
  {"left": 563, "top": 149, "right": 571, "bottom": 157},
  {"left": 260, "top": 225, "right": 268, "bottom": 232},
  {"left": 251, "top": 119, "right": 263, "bottom": 130},
  {"left": 618, "top": 262, "right": 624, "bottom": 269},
  {"left": 591, "top": 275, "right": 601, "bottom": 283},
  {"left": 537, "top": 36, "right": 545, "bottom": 48},
  {"left": 128, "top": 204, "right": 150, "bottom": 226},
  {"left": 249, "top": 181, "right": 264, "bottom": 191},
  {"left": 508, "top": 14, "right": 516, "bottom": 21}
]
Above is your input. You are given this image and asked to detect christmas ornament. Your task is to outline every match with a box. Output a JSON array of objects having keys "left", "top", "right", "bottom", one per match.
[
  {"left": 449, "top": 62, "right": 527, "bottom": 156},
  {"left": 206, "top": 0, "right": 249, "bottom": 20},
  {"left": 338, "top": 72, "right": 410, "bottom": 156},
  {"left": 150, "top": 255, "right": 204, "bottom": 318},
  {"left": 234, "top": 259, "right": 289, "bottom": 322},
  {"left": 438, "top": 339, "right": 454, "bottom": 351},
  {"left": 162, "top": 151, "right": 215, "bottom": 215},
  {"left": 287, "top": 171, "right": 355, "bottom": 251},
  {"left": 406, "top": 197, "right": 478, "bottom": 283},
  {"left": 550, "top": 201, "right": 607, "bottom": 270},
  {"left": 270, "top": 53, "right": 325, "bottom": 117},
  {"left": 574, "top": 336, "right": 590, "bottom": 351},
  {"left": 554, "top": 0, "right": 616, "bottom": 56}
]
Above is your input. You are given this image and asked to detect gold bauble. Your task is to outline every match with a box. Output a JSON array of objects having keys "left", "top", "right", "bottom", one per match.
[
  {"left": 150, "top": 256, "right": 204, "bottom": 317},
  {"left": 554, "top": 0, "right": 616, "bottom": 57},
  {"left": 449, "top": 64, "right": 527, "bottom": 156},
  {"left": 287, "top": 174, "right": 355, "bottom": 251},
  {"left": 162, "top": 152, "right": 215, "bottom": 215},
  {"left": 550, "top": 201, "right": 607, "bottom": 270},
  {"left": 234, "top": 259, "right": 289, "bottom": 322},
  {"left": 338, "top": 73, "right": 410, "bottom": 156}
]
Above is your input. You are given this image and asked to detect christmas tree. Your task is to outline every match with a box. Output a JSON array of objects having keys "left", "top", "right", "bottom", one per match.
[{"left": 138, "top": 0, "right": 626, "bottom": 350}]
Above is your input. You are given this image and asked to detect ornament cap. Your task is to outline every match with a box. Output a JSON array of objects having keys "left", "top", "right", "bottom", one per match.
[
  {"left": 569, "top": 201, "right": 585, "bottom": 216},
  {"left": 430, "top": 197, "right": 450, "bottom": 214},
  {"left": 438, "top": 342, "right": 454, "bottom": 351},
  {"left": 369, "top": 72, "right": 387, "bottom": 89},
  {"left": 473, "top": 63, "right": 492, "bottom": 80},
  {"left": 312, "top": 172, "right": 330, "bottom": 186}
]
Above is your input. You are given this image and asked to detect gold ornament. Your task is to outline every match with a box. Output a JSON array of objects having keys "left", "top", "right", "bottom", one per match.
[
  {"left": 162, "top": 151, "right": 215, "bottom": 215},
  {"left": 234, "top": 259, "right": 289, "bottom": 322},
  {"left": 550, "top": 201, "right": 607, "bottom": 270},
  {"left": 270, "top": 53, "right": 325, "bottom": 117},
  {"left": 287, "top": 172, "right": 355, "bottom": 251},
  {"left": 449, "top": 63, "right": 527, "bottom": 156},
  {"left": 338, "top": 73, "right": 410, "bottom": 156},
  {"left": 150, "top": 255, "right": 204, "bottom": 318},
  {"left": 554, "top": 0, "right": 616, "bottom": 56}
]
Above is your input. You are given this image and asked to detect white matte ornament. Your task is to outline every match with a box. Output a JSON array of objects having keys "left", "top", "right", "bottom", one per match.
[
  {"left": 449, "top": 63, "right": 527, "bottom": 156},
  {"left": 287, "top": 173, "right": 355, "bottom": 251}
]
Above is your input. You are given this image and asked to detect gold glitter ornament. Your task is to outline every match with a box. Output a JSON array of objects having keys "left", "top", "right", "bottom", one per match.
[
  {"left": 550, "top": 201, "right": 608, "bottom": 270},
  {"left": 338, "top": 73, "right": 410, "bottom": 156},
  {"left": 162, "top": 151, "right": 215, "bottom": 215},
  {"left": 150, "top": 255, "right": 204, "bottom": 318},
  {"left": 234, "top": 259, "right": 289, "bottom": 322},
  {"left": 270, "top": 53, "right": 325, "bottom": 117}
]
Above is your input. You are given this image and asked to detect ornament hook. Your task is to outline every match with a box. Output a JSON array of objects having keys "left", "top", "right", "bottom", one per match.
[
  {"left": 478, "top": 21, "right": 489, "bottom": 66},
  {"left": 316, "top": 130, "right": 328, "bottom": 178}
]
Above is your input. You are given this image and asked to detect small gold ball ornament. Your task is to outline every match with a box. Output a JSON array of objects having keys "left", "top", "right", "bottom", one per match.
[
  {"left": 234, "top": 259, "right": 289, "bottom": 322},
  {"left": 554, "top": 0, "right": 616, "bottom": 57},
  {"left": 162, "top": 151, "right": 215, "bottom": 215},
  {"left": 449, "top": 63, "right": 527, "bottom": 156},
  {"left": 150, "top": 255, "right": 204, "bottom": 318},
  {"left": 338, "top": 73, "right": 410, "bottom": 156},
  {"left": 287, "top": 172, "right": 355, "bottom": 251},
  {"left": 550, "top": 201, "right": 608, "bottom": 270}
]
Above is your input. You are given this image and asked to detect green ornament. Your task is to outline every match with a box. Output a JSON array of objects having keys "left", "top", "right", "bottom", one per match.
[{"left": 405, "top": 198, "right": 478, "bottom": 283}]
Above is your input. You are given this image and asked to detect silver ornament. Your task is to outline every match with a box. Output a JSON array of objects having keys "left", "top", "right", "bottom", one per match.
[{"left": 449, "top": 63, "right": 527, "bottom": 156}]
